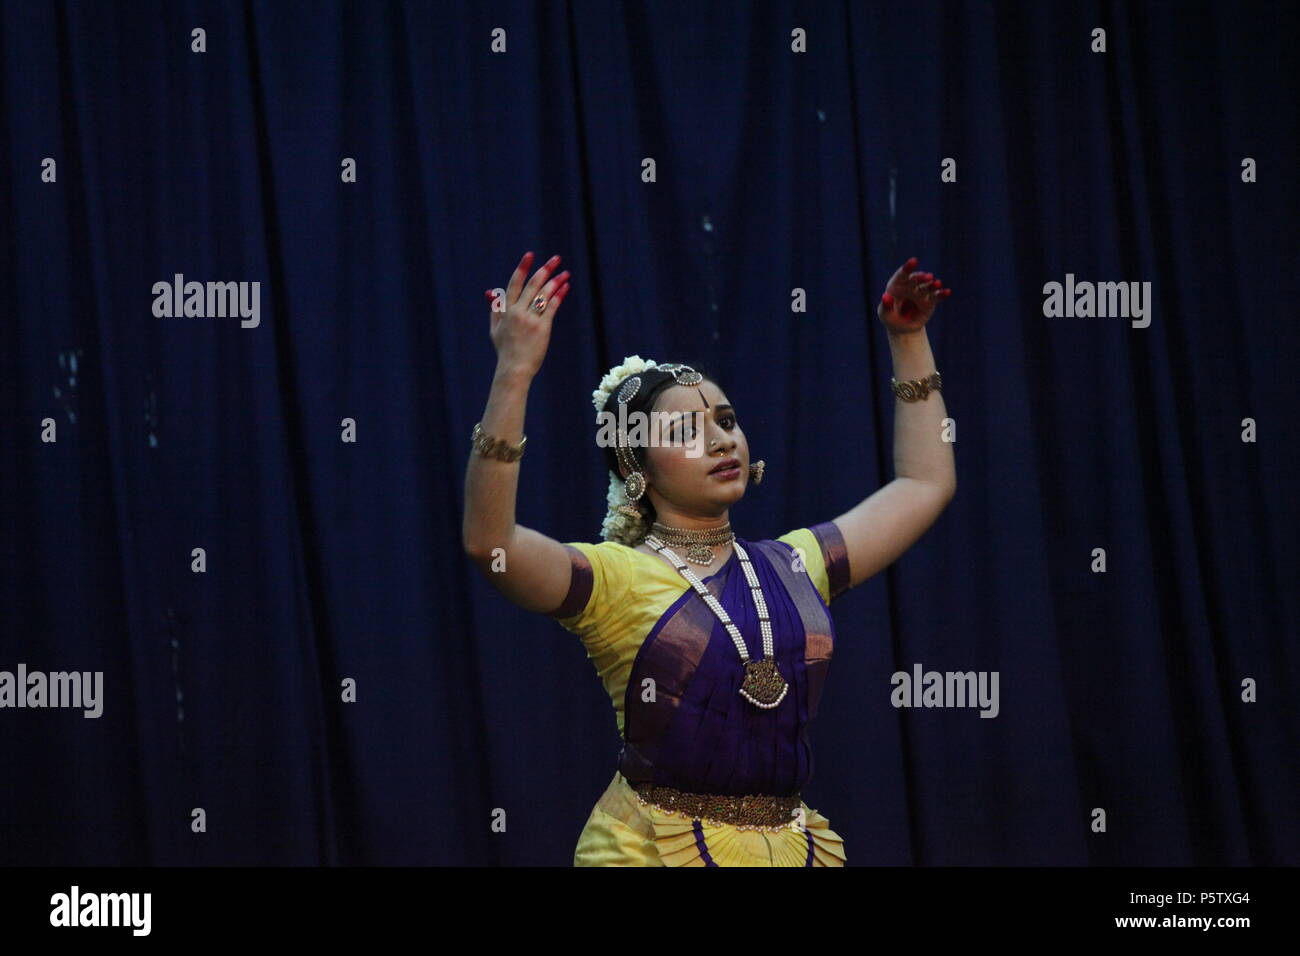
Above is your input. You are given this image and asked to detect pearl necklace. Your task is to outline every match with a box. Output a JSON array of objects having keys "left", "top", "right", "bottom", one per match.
[{"left": 643, "top": 534, "right": 789, "bottom": 710}]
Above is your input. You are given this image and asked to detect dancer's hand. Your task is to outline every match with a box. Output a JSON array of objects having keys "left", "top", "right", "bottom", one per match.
[
  {"left": 877, "top": 257, "right": 951, "bottom": 335},
  {"left": 484, "top": 251, "right": 572, "bottom": 380}
]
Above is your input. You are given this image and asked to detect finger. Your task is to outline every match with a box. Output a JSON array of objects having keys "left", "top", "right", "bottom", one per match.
[
  {"left": 522, "top": 253, "right": 562, "bottom": 305},
  {"left": 546, "top": 282, "right": 571, "bottom": 319},
  {"left": 521, "top": 270, "right": 570, "bottom": 320},
  {"left": 892, "top": 268, "right": 926, "bottom": 293},
  {"left": 506, "top": 251, "right": 533, "bottom": 306},
  {"left": 885, "top": 256, "right": 919, "bottom": 289},
  {"left": 881, "top": 292, "right": 896, "bottom": 312},
  {"left": 537, "top": 270, "right": 570, "bottom": 309}
]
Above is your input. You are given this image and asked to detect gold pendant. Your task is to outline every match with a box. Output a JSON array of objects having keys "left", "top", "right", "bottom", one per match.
[
  {"left": 685, "top": 543, "right": 714, "bottom": 565},
  {"left": 739, "top": 659, "right": 788, "bottom": 709}
]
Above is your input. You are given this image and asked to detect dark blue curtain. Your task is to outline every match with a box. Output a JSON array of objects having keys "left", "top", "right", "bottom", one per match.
[{"left": 1, "top": 0, "right": 1295, "bottom": 866}]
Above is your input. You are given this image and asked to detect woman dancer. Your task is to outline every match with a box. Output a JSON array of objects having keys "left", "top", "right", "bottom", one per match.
[{"left": 464, "top": 251, "right": 955, "bottom": 865}]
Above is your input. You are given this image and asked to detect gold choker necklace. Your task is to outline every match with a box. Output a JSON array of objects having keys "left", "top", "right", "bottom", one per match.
[{"left": 649, "top": 521, "right": 734, "bottom": 566}]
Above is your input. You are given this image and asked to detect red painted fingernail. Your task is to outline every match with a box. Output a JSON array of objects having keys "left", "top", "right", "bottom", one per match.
[
  {"left": 932, "top": 279, "right": 942, "bottom": 289},
  {"left": 882, "top": 293, "right": 894, "bottom": 309},
  {"left": 906, "top": 257, "right": 918, "bottom": 267}
]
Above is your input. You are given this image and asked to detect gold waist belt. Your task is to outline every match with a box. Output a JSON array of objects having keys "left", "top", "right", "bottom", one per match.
[{"left": 631, "top": 781, "right": 802, "bottom": 832}]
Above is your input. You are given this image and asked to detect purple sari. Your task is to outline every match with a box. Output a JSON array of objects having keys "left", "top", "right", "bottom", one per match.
[{"left": 618, "top": 523, "right": 848, "bottom": 797}]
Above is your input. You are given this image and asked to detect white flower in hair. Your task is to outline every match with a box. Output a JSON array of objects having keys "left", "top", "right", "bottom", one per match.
[
  {"left": 600, "top": 471, "right": 646, "bottom": 544},
  {"left": 592, "top": 355, "right": 658, "bottom": 412}
]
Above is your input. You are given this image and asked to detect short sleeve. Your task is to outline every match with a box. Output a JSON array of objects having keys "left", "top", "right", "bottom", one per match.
[
  {"left": 775, "top": 521, "right": 852, "bottom": 605},
  {"left": 544, "top": 540, "right": 637, "bottom": 649}
]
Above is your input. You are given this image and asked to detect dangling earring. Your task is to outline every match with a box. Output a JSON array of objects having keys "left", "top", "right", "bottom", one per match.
[
  {"left": 749, "top": 460, "right": 766, "bottom": 485},
  {"left": 617, "top": 472, "right": 645, "bottom": 518}
]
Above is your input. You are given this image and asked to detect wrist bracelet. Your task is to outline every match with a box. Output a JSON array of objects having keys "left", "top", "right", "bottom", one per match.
[
  {"left": 471, "top": 422, "right": 527, "bottom": 462},
  {"left": 891, "top": 371, "right": 942, "bottom": 402}
]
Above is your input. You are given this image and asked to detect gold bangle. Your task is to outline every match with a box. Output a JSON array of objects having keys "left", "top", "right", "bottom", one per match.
[
  {"left": 471, "top": 422, "right": 527, "bottom": 462},
  {"left": 891, "top": 371, "right": 942, "bottom": 402}
]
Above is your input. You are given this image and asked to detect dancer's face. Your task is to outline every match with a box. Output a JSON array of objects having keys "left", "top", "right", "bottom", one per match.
[{"left": 643, "top": 379, "right": 750, "bottom": 514}]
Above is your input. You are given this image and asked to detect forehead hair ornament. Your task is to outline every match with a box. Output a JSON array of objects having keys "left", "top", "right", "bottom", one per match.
[{"left": 613, "top": 363, "right": 704, "bottom": 506}]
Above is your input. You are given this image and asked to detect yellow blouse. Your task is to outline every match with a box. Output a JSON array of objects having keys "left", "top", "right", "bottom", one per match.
[{"left": 552, "top": 527, "right": 835, "bottom": 737}]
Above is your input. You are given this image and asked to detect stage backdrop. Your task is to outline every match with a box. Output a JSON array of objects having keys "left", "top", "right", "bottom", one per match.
[{"left": 1, "top": 0, "right": 1296, "bottom": 865}]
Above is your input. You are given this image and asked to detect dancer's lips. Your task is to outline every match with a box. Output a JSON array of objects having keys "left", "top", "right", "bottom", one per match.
[{"left": 709, "top": 457, "right": 740, "bottom": 475}]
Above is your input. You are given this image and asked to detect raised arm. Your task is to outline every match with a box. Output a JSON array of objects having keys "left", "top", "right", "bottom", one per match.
[
  {"left": 831, "top": 258, "right": 957, "bottom": 590},
  {"left": 462, "top": 251, "right": 576, "bottom": 615}
]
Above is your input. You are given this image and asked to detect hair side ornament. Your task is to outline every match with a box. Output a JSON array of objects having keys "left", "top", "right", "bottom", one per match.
[{"left": 593, "top": 355, "right": 659, "bottom": 545}]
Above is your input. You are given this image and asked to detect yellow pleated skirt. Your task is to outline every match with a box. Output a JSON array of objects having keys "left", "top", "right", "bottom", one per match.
[{"left": 573, "top": 771, "right": 847, "bottom": 866}]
